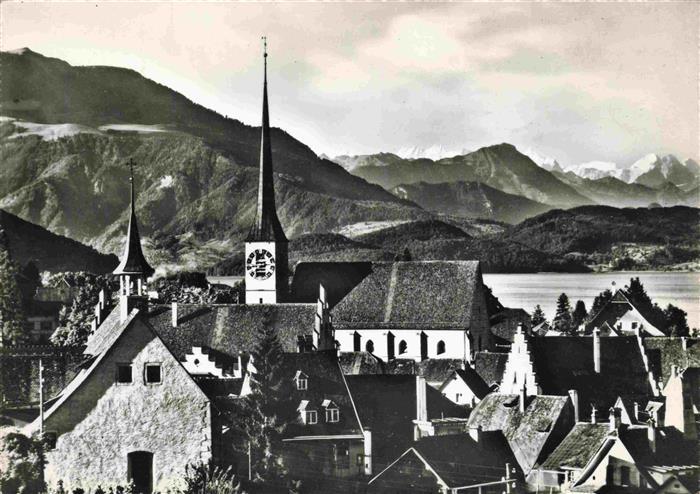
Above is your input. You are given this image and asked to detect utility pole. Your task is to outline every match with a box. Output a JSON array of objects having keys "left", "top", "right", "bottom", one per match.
[
  {"left": 39, "top": 358, "right": 44, "bottom": 436},
  {"left": 248, "top": 441, "right": 252, "bottom": 481},
  {"left": 506, "top": 462, "right": 512, "bottom": 494}
]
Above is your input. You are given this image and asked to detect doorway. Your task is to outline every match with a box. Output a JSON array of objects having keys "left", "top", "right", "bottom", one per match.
[{"left": 128, "top": 451, "right": 153, "bottom": 494}]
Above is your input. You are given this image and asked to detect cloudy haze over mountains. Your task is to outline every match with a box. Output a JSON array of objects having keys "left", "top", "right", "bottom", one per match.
[{"left": 1, "top": 2, "right": 698, "bottom": 165}]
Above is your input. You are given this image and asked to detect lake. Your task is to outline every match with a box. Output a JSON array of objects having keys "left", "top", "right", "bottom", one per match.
[
  {"left": 483, "top": 271, "right": 700, "bottom": 331},
  {"left": 209, "top": 271, "right": 700, "bottom": 330}
]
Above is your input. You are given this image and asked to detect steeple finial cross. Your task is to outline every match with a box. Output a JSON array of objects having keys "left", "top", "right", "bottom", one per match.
[
  {"left": 126, "top": 158, "right": 137, "bottom": 184},
  {"left": 262, "top": 36, "right": 267, "bottom": 58}
]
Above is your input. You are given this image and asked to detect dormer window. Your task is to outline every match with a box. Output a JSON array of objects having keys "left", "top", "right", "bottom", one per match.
[
  {"left": 298, "top": 400, "right": 318, "bottom": 424},
  {"left": 294, "top": 370, "right": 308, "bottom": 390},
  {"left": 322, "top": 399, "right": 340, "bottom": 423},
  {"left": 306, "top": 410, "right": 318, "bottom": 424}
]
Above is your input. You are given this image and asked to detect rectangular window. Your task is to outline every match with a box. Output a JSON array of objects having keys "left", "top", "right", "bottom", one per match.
[
  {"left": 306, "top": 410, "right": 318, "bottom": 424},
  {"left": 117, "top": 364, "right": 132, "bottom": 384},
  {"left": 145, "top": 363, "right": 162, "bottom": 384},
  {"left": 631, "top": 322, "right": 638, "bottom": 329},
  {"left": 297, "top": 378, "right": 307, "bottom": 390},
  {"left": 620, "top": 467, "right": 630, "bottom": 486},
  {"left": 326, "top": 408, "right": 340, "bottom": 423}
]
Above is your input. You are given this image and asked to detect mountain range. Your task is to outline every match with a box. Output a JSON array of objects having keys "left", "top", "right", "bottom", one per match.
[{"left": 1, "top": 48, "right": 698, "bottom": 274}]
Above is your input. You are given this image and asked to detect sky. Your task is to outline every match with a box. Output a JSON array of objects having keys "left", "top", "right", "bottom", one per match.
[{"left": 1, "top": 1, "right": 698, "bottom": 166}]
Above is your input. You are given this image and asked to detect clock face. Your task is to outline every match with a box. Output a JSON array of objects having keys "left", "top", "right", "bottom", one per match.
[{"left": 246, "top": 249, "right": 276, "bottom": 280}]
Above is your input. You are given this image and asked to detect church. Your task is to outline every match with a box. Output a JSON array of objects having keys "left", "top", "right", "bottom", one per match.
[{"left": 25, "top": 43, "right": 492, "bottom": 492}]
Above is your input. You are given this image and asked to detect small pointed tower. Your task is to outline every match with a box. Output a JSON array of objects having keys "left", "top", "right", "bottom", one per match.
[
  {"left": 114, "top": 159, "right": 155, "bottom": 321},
  {"left": 245, "top": 37, "right": 288, "bottom": 304}
]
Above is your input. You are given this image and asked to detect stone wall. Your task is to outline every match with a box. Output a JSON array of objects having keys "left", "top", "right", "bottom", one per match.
[{"left": 44, "top": 318, "right": 212, "bottom": 492}]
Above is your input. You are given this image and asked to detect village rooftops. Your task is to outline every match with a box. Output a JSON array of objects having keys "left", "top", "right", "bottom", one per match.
[
  {"left": 332, "top": 260, "right": 483, "bottom": 329},
  {"left": 473, "top": 351, "right": 509, "bottom": 387},
  {"left": 467, "top": 393, "right": 574, "bottom": 474},
  {"left": 538, "top": 423, "right": 611, "bottom": 471},
  {"left": 585, "top": 290, "right": 664, "bottom": 337},
  {"left": 643, "top": 337, "right": 700, "bottom": 387},
  {"left": 439, "top": 367, "right": 492, "bottom": 401}
]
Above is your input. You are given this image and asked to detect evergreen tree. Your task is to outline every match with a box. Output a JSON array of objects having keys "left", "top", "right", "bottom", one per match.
[
  {"left": 229, "top": 311, "right": 294, "bottom": 486},
  {"left": 591, "top": 289, "right": 613, "bottom": 317},
  {"left": 531, "top": 305, "right": 546, "bottom": 326},
  {"left": 665, "top": 305, "right": 689, "bottom": 337},
  {"left": 553, "top": 293, "right": 573, "bottom": 335},
  {"left": 571, "top": 300, "right": 588, "bottom": 332},
  {"left": 0, "top": 230, "right": 26, "bottom": 346}
]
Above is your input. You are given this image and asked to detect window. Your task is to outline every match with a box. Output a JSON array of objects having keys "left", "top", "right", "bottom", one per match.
[
  {"left": 117, "top": 364, "right": 133, "bottom": 384},
  {"left": 306, "top": 410, "right": 318, "bottom": 424},
  {"left": 455, "top": 393, "right": 462, "bottom": 402},
  {"left": 365, "top": 340, "right": 374, "bottom": 353},
  {"left": 297, "top": 377, "right": 308, "bottom": 390},
  {"left": 145, "top": 363, "right": 161, "bottom": 384},
  {"left": 631, "top": 322, "right": 638, "bottom": 329},
  {"left": 353, "top": 332, "right": 361, "bottom": 352},
  {"left": 326, "top": 408, "right": 340, "bottom": 423},
  {"left": 620, "top": 467, "right": 630, "bottom": 486},
  {"left": 334, "top": 443, "right": 350, "bottom": 469},
  {"left": 437, "top": 340, "right": 446, "bottom": 355},
  {"left": 399, "top": 340, "right": 407, "bottom": 355}
]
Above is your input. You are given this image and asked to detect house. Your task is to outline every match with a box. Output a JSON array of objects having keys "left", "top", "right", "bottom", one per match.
[
  {"left": 467, "top": 392, "right": 576, "bottom": 481},
  {"left": 534, "top": 412, "right": 699, "bottom": 493},
  {"left": 345, "top": 374, "right": 467, "bottom": 473},
  {"left": 585, "top": 290, "right": 665, "bottom": 337},
  {"left": 439, "top": 366, "right": 491, "bottom": 407},
  {"left": 367, "top": 432, "right": 522, "bottom": 494},
  {"left": 643, "top": 337, "right": 700, "bottom": 390},
  {"left": 331, "top": 260, "right": 493, "bottom": 361},
  {"left": 499, "top": 326, "right": 656, "bottom": 420}
]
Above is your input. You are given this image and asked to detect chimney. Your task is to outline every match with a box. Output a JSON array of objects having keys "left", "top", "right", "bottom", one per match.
[
  {"left": 647, "top": 422, "right": 657, "bottom": 453},
  {"left": 99, "top": 289, "right": 106, "bottom": 310},
  {"left": 568, "top": 389, "right": 580, "bottom": 423},
  {"left": 634, "top": 402, "right": 640, "bottom": 422},
  {"left": 681, "top": 337, "right": 687, "bottom": 352},
  {"left": 608, "top": 407, "right": 620, "bottom": 432},
  {"left": 416, "top": 376, "right": 427, "bottom": 422},
  {"left": 171, "top": 302, "right": 178, "bottom": 327},
  {"left": 591, "top": 406, "right": 597, "bottom": 424},
  {"left": 593, "top": 328, "right": 601, "bottom": 373}
]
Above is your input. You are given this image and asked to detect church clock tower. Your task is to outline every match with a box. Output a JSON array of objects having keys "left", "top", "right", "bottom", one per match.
[{"left": 245, "top": 38, "right": 288, "bottom": 304}]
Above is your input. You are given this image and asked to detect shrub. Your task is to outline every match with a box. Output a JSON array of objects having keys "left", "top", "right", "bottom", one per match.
[{"left": 182, "top": 462, "right": 244, "bottom": 494}]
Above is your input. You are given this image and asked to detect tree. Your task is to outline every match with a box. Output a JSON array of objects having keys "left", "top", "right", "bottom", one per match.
[
  {"left": 571, "top": 300, "right": 588, "bottom": 331},
  {"left": 49, "top": 272, "right": 118, "bottom": 348},
  {"left": 228, "top": 313, "right": 294, "bottom": 486},
  {"left": 665, "top": 305, "right": 689, "bottom": 337},
  {"left": 0, "top": 231, "right": 27, "bottom": 346},
  {"left": 553, "top": 293, "right": 573, "bottom": 335},
  {"left": 531, "top": 305, "right": 546, "bottom": 326},
  {"left": 394, "top": 247, "right": 412, "bottom": 262},
  {"left": 0, "top": 430, "right": 45, "bottom": 494},
  {"left": 591, "top": 289, "right": 613, "bottom": 317}
]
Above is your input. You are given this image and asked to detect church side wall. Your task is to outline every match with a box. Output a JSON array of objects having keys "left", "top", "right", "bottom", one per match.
[
  {"left": 44, "top": 321, "right": 211, "bottom": 492},
  {"left": 335, "top": 328, "right": 467, "bottom": 361}
]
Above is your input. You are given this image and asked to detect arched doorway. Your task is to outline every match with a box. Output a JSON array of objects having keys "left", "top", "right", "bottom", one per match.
[{"left": 128, "top": 451, "right": 153, "bottom": 494}]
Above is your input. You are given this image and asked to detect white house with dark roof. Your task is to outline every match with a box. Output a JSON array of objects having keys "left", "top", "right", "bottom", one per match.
[
  {"left": 585, "top": 290, "right": 665, "bottom": 337},
  {"left": 330, "top": 260, "right": 493, "bottom": 363}
]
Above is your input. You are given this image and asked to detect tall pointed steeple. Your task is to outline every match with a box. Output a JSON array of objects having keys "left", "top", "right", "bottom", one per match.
[
  {"left": 247, "top": 37, "right": 287, "bottom": 243},
  {"left": 244, "top": 38, "right": 289, "bottom": 304},
  {"left": 114, "top": 159, "right": 154, "bottom": 321},
  {"left": 113, "top": 159, "right": 155, "bottom": 278}
]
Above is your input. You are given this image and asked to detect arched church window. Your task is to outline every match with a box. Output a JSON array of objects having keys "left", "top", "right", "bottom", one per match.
[
  {"left": 437, "top": 340, "right": 446, "bottom": 355},
  {"left": 399, "top": 340, "right": 407, "bottom": 355},
  {"left": 353, "top": 332, "right": 361, "bottom": 352},
  {"left": 365, "top": 340, "right": 374, "bottom": 353}
]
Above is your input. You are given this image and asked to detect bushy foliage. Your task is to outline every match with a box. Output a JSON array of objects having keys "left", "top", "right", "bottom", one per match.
[
  {"left": 0, "top": 429, "right": 44, "bottom": 494},
  {"left": 182, "top": 462, "right": 244, "bottom": 494},
  {"left": 49, "top": 272, "right": 118, "bottom": 348},
  {"left": 151, "top": 272, "right": 239, "bottom": 304},
  {"left": 0, "top": 230, "right": 27, "bottom": 346}
]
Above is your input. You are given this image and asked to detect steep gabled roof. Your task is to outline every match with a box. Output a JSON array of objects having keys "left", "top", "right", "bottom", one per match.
[
  {"left": 529, "top": 337, "right": 653, "bottom": 418},
  {"left": 280, "top": 351, "right": 363, "bottom": 438},
  {"left": 146, "top": 303, "right": 316, "bottom": 361},
  {"left": 333, "top": 261, "right": 482, "bottom": 329},
  {"left": 290, "top": 262, "right": 373, "bottom": 307},
  {"left": 643, "top": 337, "right": 700, "bottom": 386},
  {"left": 539, "top": 423, "right": 610, "bottom": 470},
  {"left": 474, "top": 351, "right": 509, "bottom": 387},
  {"left": 585, "top": 290, "right": 663, "bottom": 336},
  {"left": 440, "top": 368, "right": 491, "bottom": 400},
  {"left": 467, "top": 394, "right": 572, "bottom": 473}
]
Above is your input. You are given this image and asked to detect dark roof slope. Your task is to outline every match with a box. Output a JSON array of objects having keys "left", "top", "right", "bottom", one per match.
[
  {"left": 441, "top": 368, "right": 491, "bottom": 400},
  {"left": 467, "top": 394, "right": 572, "bottom": 473},
  {"left": 474, "top": 351, "right": 509, "bottom": 387},
  {"left": 333, "top": 261, "right": 482, "bottom": 329},
  {"left": 539, "top": 423, "right": 610, "bottom": 470},
  {"left": 289, "top": 262, "right": 373, "bottom": 307},
  {"left": 490, "top": 309, "right": 531, "bottom": 345},
  {"left": 280, "top": 351, "right": 363, "bottom": 438},
  {"left": 146, "top": 303, "right": 316, "bottom": 361},
  {"left": 530, "top": 336, "right": 653, "bottom": 417},
  {"left": 643, "top": 337, "right": 700, "bottom": 386}
]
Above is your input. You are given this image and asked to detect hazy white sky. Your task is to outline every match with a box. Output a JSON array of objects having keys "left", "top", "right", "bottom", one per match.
[{"left": 2, "top": 2, "right": 698, "bottom": 165}]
